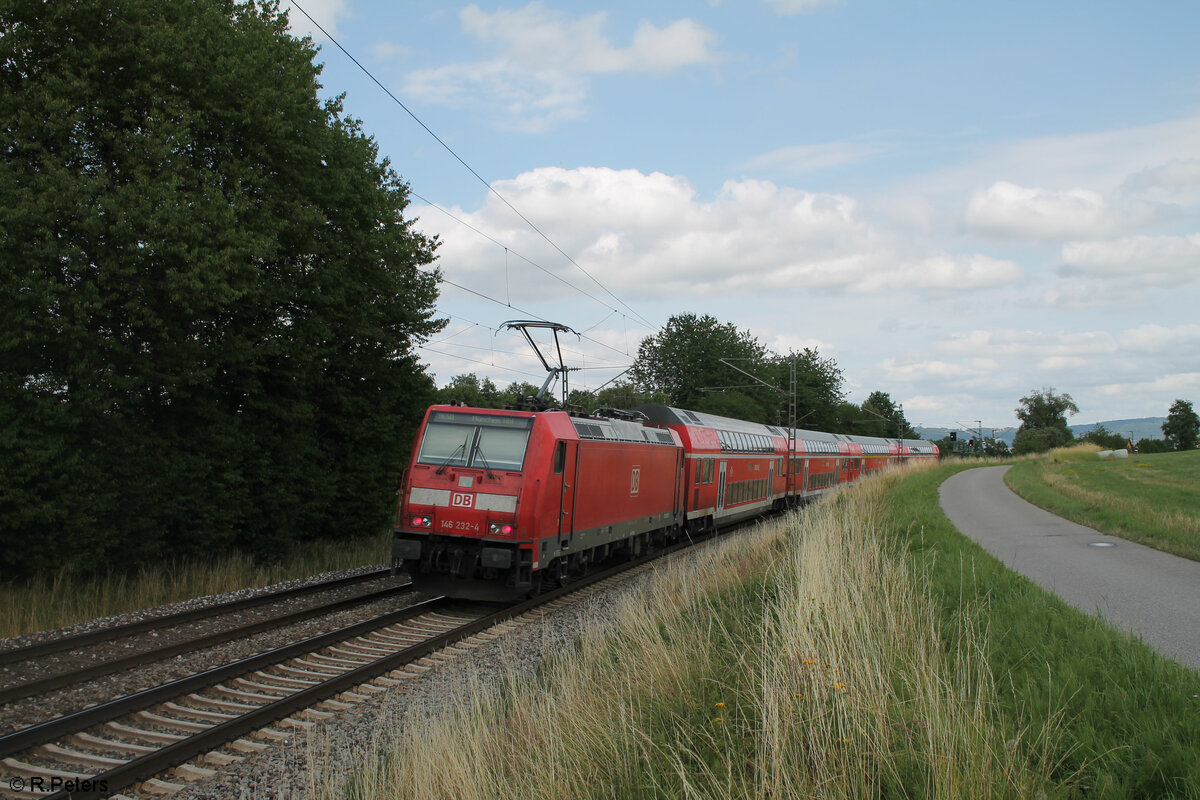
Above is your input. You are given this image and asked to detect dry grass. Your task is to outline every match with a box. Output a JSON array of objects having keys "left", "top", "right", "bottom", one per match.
[
  {"left": 0, "top": 533, "right": 389, "bottom": 639},
  {"left": 318, "top": 469, "right": 1059, "bottom": 799}
]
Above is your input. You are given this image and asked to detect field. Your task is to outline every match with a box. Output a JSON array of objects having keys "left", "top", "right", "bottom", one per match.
[
  {"left": 317, "top": 464, "right": 1200, "bottom": 800},
  {"left": 1005, "top": 446, "right": 1200, "bottom": 562}
]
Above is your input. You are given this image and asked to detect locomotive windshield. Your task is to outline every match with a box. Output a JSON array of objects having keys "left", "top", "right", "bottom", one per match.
[{"left": 416, "top": 411, "right": 533, "bottom": 472}]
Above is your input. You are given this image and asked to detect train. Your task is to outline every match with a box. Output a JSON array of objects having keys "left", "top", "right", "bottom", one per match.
[{"left": 391, "top": 402, "right": 939, "bottom": 601}]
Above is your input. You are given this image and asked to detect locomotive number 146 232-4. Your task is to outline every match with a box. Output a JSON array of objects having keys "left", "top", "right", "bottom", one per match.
[{"left": 441, "top": 520, "right": 481, "bottom": 532}]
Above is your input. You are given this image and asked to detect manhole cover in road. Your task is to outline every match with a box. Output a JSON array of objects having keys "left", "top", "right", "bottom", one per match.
[{"left": 1088, "top": 542, "right": 1117, "bottom": 548}]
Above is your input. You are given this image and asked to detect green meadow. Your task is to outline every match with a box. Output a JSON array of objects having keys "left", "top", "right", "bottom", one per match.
[{"left": 1005, "top": 446, "right": 1200, "bottom": 562}]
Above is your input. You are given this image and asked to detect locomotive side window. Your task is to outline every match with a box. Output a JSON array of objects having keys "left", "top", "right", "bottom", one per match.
[
  {"left": 553, "top": 441, "right": 566, "bottom": 474},
  {"left": 417, "top": 411, "right": 533, "bottom": 472}
]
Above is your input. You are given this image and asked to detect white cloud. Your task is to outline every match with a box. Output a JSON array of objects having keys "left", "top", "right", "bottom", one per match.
[
  {"left": 1061, "top": 233, "right": 1200, "bottom": 285},
  {"left": 1118, "top": 323, "right": 1200, "bottom": 352},
  {"left": 936, "top": 329, "right": 1119, "bottom": 359},
  {"left": 964, "top": 181, "right": 1112, "bottom": 240},
  {"left": 406, "top": 4, "right": 718, "bottom": 130},
  {"left": 763, "top": 0, "right": 841, "bottom": 14},
  {"left": 417, "top": 166, "right": 1023, "bottom": 302},
  {"left": 459, "top": 4, "right": 718, "bottom": 73},
  {"left": 741, "top": 140, "right": 887, "bottom": 175},
  {"left": 405, "top": 63, "right": 588, "bottom": 133},
  {"left": 857, "top": 254, "right": 1023, "bottom": 293},
  {"left": 1096, "top": 373, "right": 1200, "bottom": 400},
  {"left": 371, "top": 41, "right": 413, "bottom": 61},
  {"left": 1121, "top": 158, "right": 1200, "bottom": 203},
  {"left": 281, "top": 0, "right": 349, "bottom": 42}
]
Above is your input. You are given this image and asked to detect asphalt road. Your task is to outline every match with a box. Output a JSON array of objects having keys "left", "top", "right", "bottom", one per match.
[{"left": 939, "top": 465, "right": 1200, "bottom": 672}]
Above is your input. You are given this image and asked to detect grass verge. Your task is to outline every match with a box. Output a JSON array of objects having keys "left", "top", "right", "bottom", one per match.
[
  {"left": 1004, "top": 445, "right": 1200, "bottom": 562},
  {"left": 896, "top": 460, "right": 1200, "bottom": 798},
  {"left": 0, "top": 532, "right": 390, "bottom": 640},
  {"left": 320, "top": 469, "right": 1065, "bottom": 800}
]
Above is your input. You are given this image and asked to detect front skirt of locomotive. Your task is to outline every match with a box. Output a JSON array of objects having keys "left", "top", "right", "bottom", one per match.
[{"left": 392, "top": 529, "right": 535, "bottom": 602}]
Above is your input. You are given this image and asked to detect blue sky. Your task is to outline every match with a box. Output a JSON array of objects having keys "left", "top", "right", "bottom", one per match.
[{"left": 284, "top": 0, "right": 1200, "bottom": 431}]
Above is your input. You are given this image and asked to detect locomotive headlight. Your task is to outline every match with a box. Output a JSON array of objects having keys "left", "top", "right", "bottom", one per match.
[
  {"left": 411, "top": 515, "right": 432, "bottom": 528},
  {"left": 488, "top": 522, "right": 515, "bottom": 535}
]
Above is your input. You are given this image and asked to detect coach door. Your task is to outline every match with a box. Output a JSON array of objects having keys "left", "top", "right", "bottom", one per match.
[
  {"left": 554, "top": 441, "right": 577, "bottom": 544},
  {"left": 717, "top": 460, "right": 728, "bottom": 510}
]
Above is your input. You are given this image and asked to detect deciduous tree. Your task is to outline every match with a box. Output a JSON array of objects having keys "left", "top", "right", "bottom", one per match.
[
  {"left": 1162, "top": 399, "right": 1199, "bottom": 451},
  {"left": 0, "top": 0, "right": 442, "bottom": 577},
  {"left": 1012, "top": 388, "right": 1078, "bottom": 455}
]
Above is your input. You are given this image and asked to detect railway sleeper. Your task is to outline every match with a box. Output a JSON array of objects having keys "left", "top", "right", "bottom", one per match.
[
  {"left": 212, "top": 682, "right": 282, "bottom": 703},
  {"left": 69, "top": 732, "right": 157, "bottom": 757},
  {"left": 135, "top": 710, "right": 208, "bottom": 733},
  {"left": 32, "top": 743, "right": 125, "bottom": 770},
  {"left": 105, "top": 721, "right": 185, "bottom": 745},
  {"left": 161, "top": 700, "right": 238, "bottom": 723},
  {"left": 138, "top": 777, "right": 187, "bottom": 796}
]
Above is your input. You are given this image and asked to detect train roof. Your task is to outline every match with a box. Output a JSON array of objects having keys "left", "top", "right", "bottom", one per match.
[{"left": 634, "top": 404, "right": 937, "bottom": 453}]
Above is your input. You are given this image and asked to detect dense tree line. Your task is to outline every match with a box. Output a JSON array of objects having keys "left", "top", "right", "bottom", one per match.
[
  {"left": 437, "top": 313, "right": 916, "bottom": 439},
  {"left": 0, "top": 0, "right": 442, "bottom": 579}
]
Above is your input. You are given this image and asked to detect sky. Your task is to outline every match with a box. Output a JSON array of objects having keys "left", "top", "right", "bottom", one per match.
[{"left": 282, "top": 0, "right": 1200, "bottom": 431}]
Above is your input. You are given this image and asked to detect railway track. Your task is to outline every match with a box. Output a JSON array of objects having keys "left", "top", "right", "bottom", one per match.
[
  {"left": 0, "top": 571, "right": 415, "bottom": 715},
  {"left": 0, "top": 596, "right": 495, "bottom": 799},
  {"left": 0, "top": 532, "right": 727, "bottom": 799}
]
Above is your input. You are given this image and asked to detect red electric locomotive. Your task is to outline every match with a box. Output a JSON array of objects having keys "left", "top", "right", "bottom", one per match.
[{"left": 392, "top": 405, "right": 685, "bottom": 601}]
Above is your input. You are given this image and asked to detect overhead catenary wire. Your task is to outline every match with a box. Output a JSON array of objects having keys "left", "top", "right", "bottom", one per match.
[
  {"left": 287, "top": 0, "right": 657, "bottom": 332},
  {"left": 411, "top": 191, "right": 639, "bottom": 325}
]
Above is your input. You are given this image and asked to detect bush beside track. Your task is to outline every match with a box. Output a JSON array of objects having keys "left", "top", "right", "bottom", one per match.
[{"left": 325, "top": 463, "right": 1200, "bottom": 799}]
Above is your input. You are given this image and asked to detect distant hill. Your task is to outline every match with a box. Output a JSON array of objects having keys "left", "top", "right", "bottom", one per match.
[
  {"left": 1070, "top": 418, "right": 1166, "bottom": 442},
  {"left": 915, "top": 418, "right": 1166, "bottom": 446}
]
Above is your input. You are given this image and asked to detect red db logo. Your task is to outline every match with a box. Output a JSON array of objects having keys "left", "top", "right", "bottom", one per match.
[
  {"left": 451, "top": 492, "right": 474, "bottom": 508},
  {"left": 630, "top": 466, "right": 641, "bottom": 496}
]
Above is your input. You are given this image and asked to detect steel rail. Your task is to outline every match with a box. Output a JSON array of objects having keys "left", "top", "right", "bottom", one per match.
[
  {"left": 0, "top": 568, "right": 396, "bottom": 665},
  {"left": 0, "top": 581, "right": 413, "bottom": 705},
  {"left": 0, "top": 597, "right": 454, "bottom": 759},
  {"left": 31, "top": 541, "right": 698, "bottom": 800}
]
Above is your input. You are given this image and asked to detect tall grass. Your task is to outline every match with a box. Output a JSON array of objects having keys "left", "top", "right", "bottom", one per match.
[
  {"left": 0, "top": 532, "right": 389, "bottom": 640},
  {"left": 893, "top": 461, "right": 1200, "bottom": 797},
  {"left": 318, "top": 469, "right": 1056, "bottom": 800}
]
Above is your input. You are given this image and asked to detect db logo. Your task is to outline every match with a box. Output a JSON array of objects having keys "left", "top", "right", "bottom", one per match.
[
  {"left": 451, "top": 492, "right": 475, "bottom": 508},
  {"left": 630, "top": 466, "right": 641, "bottom": 496}
]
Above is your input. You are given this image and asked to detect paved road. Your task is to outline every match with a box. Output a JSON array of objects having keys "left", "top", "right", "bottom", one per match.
[{"left": 939, "top": 465, "right": 1200, "bottom": 671}]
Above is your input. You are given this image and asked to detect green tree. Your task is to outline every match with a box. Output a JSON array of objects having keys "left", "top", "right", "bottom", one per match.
[
  {"left": 1079, "top": 424, "right": 1128, "bottom": 451},
  {"left": 567, "top": 380, "right": 669, "bottom": 414},
  {"left": 1136, "top": 438, "right": 1171, "bottom": 454},
  {"left": 632, "top": 313, "right": 771, "bottom": 413},
  {"left": 0, "top": 0, "right": 442, "bottom": 577},
  {"left": 767, "top": 349, "right": 846, "bottom": 432},
  {"left": 1162, "top": 399, "right": 1199, "bottom": 450},
  {"left": 436, "top": 374, "right": 502, "bottom": 408},
  {"left": 1012, "top": 388, "right": 1079, "bottom": 455},
  {"left": 631, "top": 314, "right": 849, "bottom": 428},
  {"left": 849, "top": 390, "right": 917, "bottom": 439}
]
